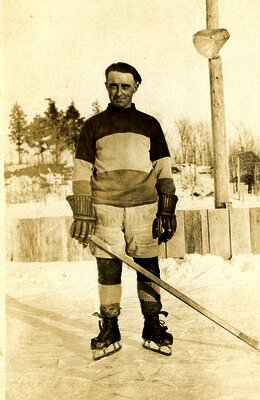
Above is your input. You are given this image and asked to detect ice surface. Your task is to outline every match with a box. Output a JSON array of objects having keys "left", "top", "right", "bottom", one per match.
[
  {"left": 5, "top": 253, "right": 260, "bottom": 400},
  {"left": 4, "top": 192, "right": 260, "bottom": 399}
]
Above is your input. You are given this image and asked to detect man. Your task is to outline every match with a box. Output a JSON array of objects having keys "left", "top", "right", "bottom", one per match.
[{"left": 67, "top": 62, "right": 178, "bottom": 360}]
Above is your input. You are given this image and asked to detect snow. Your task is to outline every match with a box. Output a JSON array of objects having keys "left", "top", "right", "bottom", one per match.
[
  {"left": 4, "top": 173, "right": 260, "bottom": 220},
  {"left": 5, "top": 192, "right": 260, "bottom": 220},
  {"left": 5, "top": 253, "right": 260, "bottom": 399}
]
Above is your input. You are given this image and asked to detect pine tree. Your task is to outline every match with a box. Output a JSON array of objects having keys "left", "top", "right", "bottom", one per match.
[
  {"left": 62, "top": 101, "right": 85, "bottom": 151},
  {"left": 26, "top": 115, "right": 52, "bottom": 164},
  {"left": 44, "top": 98, "right": 67, "bottom": 164},
  {"left": 9, "top": 102, "right": 28, "bottom": 164}
]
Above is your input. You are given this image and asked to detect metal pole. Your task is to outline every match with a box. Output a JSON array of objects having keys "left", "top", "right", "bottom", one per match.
[{"left": 206, "top": 0, "right": 230, "bottom": 208}]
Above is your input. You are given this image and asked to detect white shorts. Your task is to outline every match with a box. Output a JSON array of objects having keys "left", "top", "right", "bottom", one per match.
[{"left": 90, "top": 202, "right": 159, "bottom": 258}]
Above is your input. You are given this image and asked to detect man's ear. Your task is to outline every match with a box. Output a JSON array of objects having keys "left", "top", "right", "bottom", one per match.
[
  {"left": 134, "top": 82, "right": 139, "bottom": 92},
  {"left": 105, "top": 82, "right": 108, "bottom": 89}
]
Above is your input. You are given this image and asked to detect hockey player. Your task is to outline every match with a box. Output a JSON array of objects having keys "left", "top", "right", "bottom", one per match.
[{"left": 67, "top": 62, "right": 178, "bottom": 360}]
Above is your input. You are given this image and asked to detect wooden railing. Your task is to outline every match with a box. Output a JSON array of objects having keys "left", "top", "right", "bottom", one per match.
[{"left": 6, "top": 208, "right": 260, "bottom": 262}]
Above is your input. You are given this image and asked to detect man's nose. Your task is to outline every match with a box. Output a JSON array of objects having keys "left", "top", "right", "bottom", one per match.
[{"left": 116, "top": 85, "right": 123, "bottom": 95}]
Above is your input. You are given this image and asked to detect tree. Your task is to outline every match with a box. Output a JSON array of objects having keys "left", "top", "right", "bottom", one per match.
[
  {"left": 44, "top": 99, "right": 67, "bottom": 164},
  {"left": 62, "top": 101, "right": 85, "bottom": 151},
  {"left": 8, "top": 102, "right": 28, "bottom": 164},
  {"left": 91, "top": 99, "right": 102, "bottom": 115},
  {"left": 193, "top": 120, "right": 213, "bottom": 166},
  {"left": 175, "top": 118, "right": 213, "bottom": 166},
  {"left": 175, "top": 118, "right": 194, "bottom": 164},
  {"left": 230, "top": 123, "right": 259, "bottom": 156},
  {"left": 25, "top": 115, "right": 52, "bottom": 164}
]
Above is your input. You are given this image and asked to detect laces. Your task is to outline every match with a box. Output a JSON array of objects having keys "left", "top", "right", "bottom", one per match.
[
  {"left": 159, "top": 311, "right": 169, "bottom": 330},
  {"left": 158, "top": 319, "right": 168, "bottom": 332},
  {"left": 92, "top": 312, "right": 103, "bottom": 330},
  {"left": 92, "top": 312, "right": 119, "bottom": 334}
]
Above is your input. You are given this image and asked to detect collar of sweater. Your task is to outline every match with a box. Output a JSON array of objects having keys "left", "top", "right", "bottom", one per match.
[{"left": 107, "top": 103, "right": 136, "bottom": 113}]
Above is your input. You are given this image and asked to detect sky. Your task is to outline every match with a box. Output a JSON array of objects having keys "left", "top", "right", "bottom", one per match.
[{"left": 2, "top": 0, "right": 260, "bottom": 142}]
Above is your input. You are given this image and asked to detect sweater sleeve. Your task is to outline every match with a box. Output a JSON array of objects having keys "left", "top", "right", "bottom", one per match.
[
  {"left": 150, "top": 118, "right": 176, "bottom": 194},
  {"left": 72, "top": 120, "right": 95, "bottom": 196}
]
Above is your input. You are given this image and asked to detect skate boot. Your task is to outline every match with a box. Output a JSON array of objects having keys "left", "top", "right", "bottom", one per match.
[
  {"left": 142, "top": 311, "right": 173, "bottom": 356},
  {"left": 91, "top": 313, "right": 122, "bottom": 361}
]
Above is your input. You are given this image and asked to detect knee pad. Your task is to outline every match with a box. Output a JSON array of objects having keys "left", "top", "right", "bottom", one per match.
[
  {"left": 134, "top": 257, "right": 160, "bottom": 282},
  {"left": 97, "top": 258, "right": 122, "bottom": 285}
]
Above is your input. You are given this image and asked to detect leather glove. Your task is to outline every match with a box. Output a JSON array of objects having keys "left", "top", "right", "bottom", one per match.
[
  {"left": 152, "top": 193, "right": 178, "bottom": 244},
  {"left": 66, "top": 195, "right": 96, "bottom": 248},
  {"left": 69, "top": 219, "right": 96, "bottom": 247}
]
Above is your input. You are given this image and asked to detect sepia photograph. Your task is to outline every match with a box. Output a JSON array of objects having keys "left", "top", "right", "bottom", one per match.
[{"left": 2, "top": 1, "right": 260, "bottom": 399}]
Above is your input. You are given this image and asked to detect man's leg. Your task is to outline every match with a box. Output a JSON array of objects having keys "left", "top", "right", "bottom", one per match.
[
  {"left": 97, "top": 257, "right": 122, "bottom": 318},
  {"left": 88, "top": 203, "right": 125, "bottom": 358},
  {"left": 125, "top": 203, "right": 173, "bottom": 354},
  {"left": 134, "top": 256, "right": 173, "bottom": 353},
  {"left": 90, "top": 257, "right": 122, "bottom": 358},
  {"left": 133, "top": 256, "right": 162, "bottom": 315}
]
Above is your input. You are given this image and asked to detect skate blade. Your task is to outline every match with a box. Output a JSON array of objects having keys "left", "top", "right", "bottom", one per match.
[
  {"left": 142, "top": 340, "right": 172, "bottom": 356},
  {"left": 92, "top": 342, "right": 122, "bottom": 361}
]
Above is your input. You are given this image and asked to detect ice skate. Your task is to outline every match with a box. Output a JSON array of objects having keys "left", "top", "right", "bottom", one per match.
[
  {"left": 91, "top": 313, "right": 122, "bottom": 361},
  {"left": 142, "top": 311, "right": 173, "bottom": 356}
]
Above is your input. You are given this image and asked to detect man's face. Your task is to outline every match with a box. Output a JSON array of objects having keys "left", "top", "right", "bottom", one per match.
[{"left": 105, "top": 71, "right": 139, "bottom": 109}]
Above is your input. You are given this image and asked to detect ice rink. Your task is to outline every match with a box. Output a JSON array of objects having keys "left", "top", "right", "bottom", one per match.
[{"left": 5, "top": 254, "right": 260, "bottom": 399}]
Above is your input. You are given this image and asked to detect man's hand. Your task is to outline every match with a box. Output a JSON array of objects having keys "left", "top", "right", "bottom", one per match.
[
  {"left": 66, "top": 195, "right": 96, "bottom": 248},
  {"left": 153, "top": 193, "right": 178, "bottom": 244},
  {"left": 69, "top": 219, "right": 95, "bottom": 247},
  {"left": 152, "top": 215, "right": 177, "bottom": 243}
]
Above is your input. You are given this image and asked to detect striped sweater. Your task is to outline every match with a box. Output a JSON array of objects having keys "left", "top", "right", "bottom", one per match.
[{"left": 72, "top": 103, "right": 175, "bottom": 207}]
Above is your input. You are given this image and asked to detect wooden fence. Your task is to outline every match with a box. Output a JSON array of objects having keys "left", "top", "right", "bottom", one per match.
[{"left": 6, "top": 208, "right": 260, "bottom": 262}]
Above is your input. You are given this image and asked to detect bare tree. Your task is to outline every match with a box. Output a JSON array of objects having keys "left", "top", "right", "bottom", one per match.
[
  {"left": 174, "top": 118, "right": 212, "bottom": 166},
  {"left": 230, "top": 123, "right": 259, "bottom": 155},
  {"left": 194, "top": 120, "right": 213, "bottom": 166},
  {"left": 175, "top": 118, "right": 193, "bottom": 164}
]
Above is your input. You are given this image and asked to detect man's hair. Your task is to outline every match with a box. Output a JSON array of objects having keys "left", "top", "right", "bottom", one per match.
[{"left": 105, "top": 62, "right": 142, "bottom": 84}]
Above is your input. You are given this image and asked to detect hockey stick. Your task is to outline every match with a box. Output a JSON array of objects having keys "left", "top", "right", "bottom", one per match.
[{"left": 89, "top": 234, "right": 259, "bottom": 352}]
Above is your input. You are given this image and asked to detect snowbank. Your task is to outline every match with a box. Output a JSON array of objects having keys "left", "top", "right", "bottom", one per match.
[{"left": 5, "top": 193, "right": 260, "bottom": 220}]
